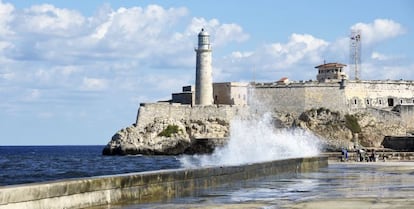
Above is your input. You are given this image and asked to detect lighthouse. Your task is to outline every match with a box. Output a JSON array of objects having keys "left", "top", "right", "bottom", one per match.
[{"left": 195, "top": 28, "right": 213, "bottom": 105}]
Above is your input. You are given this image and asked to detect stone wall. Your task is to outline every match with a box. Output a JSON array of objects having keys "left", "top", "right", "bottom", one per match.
[
  {"left": 251, "top": 80, "right": 414, "bottom": 115},
  {"left": 252, "top": 84, "right": 306, "bottom": 113},
  {"left": 252, "top": 82, "right": 347, "bottom": 113},
  {"left": 0, "top": 157, "right": 327, "bottom": 209},
  {"left": 393, "top": 105, "right": 414, "bottom": 131},
  {"left": 345, "top": 80, "right": 414, "bottom": 111},
  {"left": 382, "top": 136, "right": 414, "bottom": 151},
  {"left": 304, "top": 83, "right": 347, "bottom": 112},
  {"left": 135, "top": 103, "right": 247, "bottom": 131}
]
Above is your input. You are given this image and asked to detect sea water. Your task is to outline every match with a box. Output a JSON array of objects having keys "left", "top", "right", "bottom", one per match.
[{"left": 0, "top": 146, "right": 180, "bottom": 186}]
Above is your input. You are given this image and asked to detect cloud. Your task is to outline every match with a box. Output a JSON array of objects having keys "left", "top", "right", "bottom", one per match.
[
  {"left": 0, "top": 1, "right": 411, "bottom": 125},
  {"left": 371, "top": 52, "right": 390, "bottom": 61},
  {"left": 81, "top": 77, "right": 108, "bottom": 91},
  {"left": 0, "top": 2, "right": 249, "bottom": 116},
  {"left": 19, "top": 4, "right": 85, "bottom": 37},
  {"left": 0, "top": 0, "right": 14, "bottom": 35},
  {"left": 215, "top": 33, "right": 328, "bottom": 81},
  {"left": 185, "top": 17, "right": 249, "bottom": 47},
  {"left": 351, "top": 19, "right": 405, "bottom": 45}
]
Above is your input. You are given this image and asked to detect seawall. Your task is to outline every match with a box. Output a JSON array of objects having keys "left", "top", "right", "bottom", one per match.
[
  {"left": 0, "top": 156, "right": 327, "bottom": 209},
  {"left": 382, "top": 136, "right": 414, "bottom": 151}
]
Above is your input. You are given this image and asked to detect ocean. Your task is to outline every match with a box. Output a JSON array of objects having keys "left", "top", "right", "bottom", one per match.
[{"left": 0, "top": 146, "right": 181, "bottom": 186}]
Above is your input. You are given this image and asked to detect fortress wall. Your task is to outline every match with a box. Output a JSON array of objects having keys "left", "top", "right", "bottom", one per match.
[
  {"left": 135, "top": 103, "right": 247, "bottom": 131},
  {"left": 304, "top": 84, "right": 347, "bottom": 112},
  {"left": 366, "top": 108, "right": 404, "bottom": 126},
  {"left": 345, "top": 81, "right": 414, "bottom": 110},
  {"left": 0, "top": 157, "right": 328, "bottom": 209},
  {"left": 399, "top": 105, "right": 414, "bottom": 131},
  {"left": 251, "top": 86, "right": 306, "bottom": 113},
  {"left": 251, "top": 80, "right": 414, "bottom": 114},
  {"left": 252, "top": 83, "right": 347, "bottom": 113}
]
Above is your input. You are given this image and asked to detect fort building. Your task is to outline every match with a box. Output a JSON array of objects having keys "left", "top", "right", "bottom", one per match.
[
  {"left": 167, "top": 29, "right": 414, "bottom": 130},
  {"left": 315, "top": 62, "right": 347, "bottom": 82}
]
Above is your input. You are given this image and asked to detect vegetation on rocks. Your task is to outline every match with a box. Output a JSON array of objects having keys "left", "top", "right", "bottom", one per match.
[
  {"left": 345, "top": 114, "right": 361, "bottom": 133},
  {"left": 158, "top": 124, "right": 182, "bottom": 137}
]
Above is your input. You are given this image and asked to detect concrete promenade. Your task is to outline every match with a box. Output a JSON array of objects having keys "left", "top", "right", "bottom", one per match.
[{"left": 0, "top": 156, "right": 327, "bottom": 209}]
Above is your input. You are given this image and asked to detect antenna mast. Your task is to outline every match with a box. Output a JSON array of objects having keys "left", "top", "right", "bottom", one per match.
[{"left": 350, "top": 30, "right": 361, "bottom": 80}]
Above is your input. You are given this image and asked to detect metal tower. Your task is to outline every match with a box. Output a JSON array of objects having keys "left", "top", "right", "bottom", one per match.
[{"left": 350, "top": 30, "right": 361, "bottom": 80}]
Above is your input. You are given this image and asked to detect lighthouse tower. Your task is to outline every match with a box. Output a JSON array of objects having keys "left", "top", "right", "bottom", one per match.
[{"left": 195, "top": 28, "right": 213, "bottom": 105}]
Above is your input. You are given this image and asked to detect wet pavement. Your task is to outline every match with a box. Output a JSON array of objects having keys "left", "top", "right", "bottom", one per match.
[{"left": 97, "top": 161, "right": 414, "bottom": 209}]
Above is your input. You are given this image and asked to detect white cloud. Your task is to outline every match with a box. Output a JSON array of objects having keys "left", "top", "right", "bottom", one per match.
[
  {"left": 371, "top": 51, "right": 389, "bottom": 61},
  {"left": 215, "top": 33, "right": 328, "bottom": 81},
  {"left": 0, "top": 0, "right": 14, "bottom": 35},
  {"left": 351, "top": 19, "right": 405, "bottom": 45},
  {"left": 21, "top": 89, "right": 41, "bottom": 102},
  {"left": 214, "top": 18, "right": 413, "bottom": 83},
  {"left": 21, "top": 4, "right": 85, "bottom": 36},
  {"left": 81, "top": 77, "right": 108, "bottom": 91},
  {"left": 185, "top": 17, "right": 249, "bottom": 47},
  {"left": 0, "top": 72, "right": 14, "bottom": 80}
]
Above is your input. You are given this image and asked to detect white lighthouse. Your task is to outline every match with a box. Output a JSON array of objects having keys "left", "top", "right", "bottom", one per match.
[{"left": 195, "top": 28, "right": 213, "bottom": 105}]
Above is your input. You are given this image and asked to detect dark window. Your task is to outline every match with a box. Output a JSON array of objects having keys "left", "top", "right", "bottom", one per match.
[
  {"left": 366, "top": 100, "right": 370, "bottom": 105},
  {"left": 388, "top": 98, "right": 394, "bottom": 107},
  {"left": 400, "top": 100, "right": 403, "bottom": 104},
  {"left": 354, "top": 99, "right": 357, "bottom": 105},
  {"left": 379, "top": 100, "right": 382, "bottom": 105}
]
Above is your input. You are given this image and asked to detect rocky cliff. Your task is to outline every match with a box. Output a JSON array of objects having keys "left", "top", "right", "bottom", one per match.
[
  {"left": 290, "top": 108, "right": 406, "bottom": 150},
  {"left": 102, "top": 117, "right": 230, "bottom": 155},
  {"left": 103, "top": 104, "right": 407, "bottom": 155},
  {"left": 103, "top": 103, "right": 244, "bottom": 155}
]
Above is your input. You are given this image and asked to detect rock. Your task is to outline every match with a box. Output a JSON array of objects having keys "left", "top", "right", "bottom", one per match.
[
  {"left": 103, "top": 106, "right": 407, "bottom": 155},
  {"left": 103, "top": 117, "right": 230, "bottom": 155},
  {"left": 286, "top": 108, "right": 406, "bottom": 151}
]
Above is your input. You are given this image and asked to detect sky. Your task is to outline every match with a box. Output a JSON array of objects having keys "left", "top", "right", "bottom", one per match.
[{"left": 0, "top": 0, "right": 413, "bottom": 145}]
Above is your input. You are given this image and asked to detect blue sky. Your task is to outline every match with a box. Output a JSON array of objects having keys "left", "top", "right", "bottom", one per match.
[{"left": 0, "top": 0, "right": 413, "bottom": 145}]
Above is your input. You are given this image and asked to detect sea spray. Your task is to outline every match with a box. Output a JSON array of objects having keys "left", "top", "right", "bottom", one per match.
[{"left": 180, "top": 113, "right": 321, "bottom": 168}]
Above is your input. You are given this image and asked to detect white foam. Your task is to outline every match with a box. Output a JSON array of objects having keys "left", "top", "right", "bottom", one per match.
[{"left": 180, "top": 112, "right": 321, "bottom": 168}]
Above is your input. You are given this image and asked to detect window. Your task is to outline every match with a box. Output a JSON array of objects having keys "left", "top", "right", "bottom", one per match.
[
  {"left": 354, "top": 99, "right": 357, "bottom": 105},
  {"left": 379, "top": 100, "right": 382, "bottom": 105},
  {"left": 366, "top": 100, "right": 370, "bottom": 105},
  {"left": 388, "top": 98, "right": 394, "bottom": 107},
  {"left": 400, "top": 100, "right": 403, "bottom": 104}
]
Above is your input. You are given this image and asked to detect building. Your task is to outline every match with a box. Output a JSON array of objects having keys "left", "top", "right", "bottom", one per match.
[
  {"left": 170, "top": 29, "right": 414, "bottom": 121},
  {"left": 213, "top": 82, "right": 249, "bottom": 105},
  {"left": 171, "top": 82, "right": 249, "bottom": 106},
  {"left": 315, "top": 62, "right": 347, "bottom": 82},
  {"left": 172, "top": 86, "right": 194, "bottom": 105}
]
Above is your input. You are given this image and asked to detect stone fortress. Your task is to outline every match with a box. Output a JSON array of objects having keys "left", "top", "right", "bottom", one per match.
[{"left": 103, "top": 29, "right": 414, "bottom": 155}]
